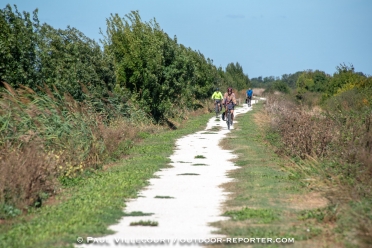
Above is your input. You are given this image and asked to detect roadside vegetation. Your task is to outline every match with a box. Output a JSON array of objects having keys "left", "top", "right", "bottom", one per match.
[{"left": 218, "top": 65, "right": 371, "bottom": 247}]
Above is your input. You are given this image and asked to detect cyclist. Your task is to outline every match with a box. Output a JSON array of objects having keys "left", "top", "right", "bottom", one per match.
[
  {"left": 222, "top": 87, "right": 237, "bottom": 124},
  {"left": 246, "top": 88, "right": 253, "bottom": 106},
  {"left": 211, "top": 87, "right": 223, "bottom": 112}
]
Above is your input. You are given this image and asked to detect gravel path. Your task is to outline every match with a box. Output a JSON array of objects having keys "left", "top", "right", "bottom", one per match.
[{"left": 79, "top": 102, "right": 254, "bottom": 247}]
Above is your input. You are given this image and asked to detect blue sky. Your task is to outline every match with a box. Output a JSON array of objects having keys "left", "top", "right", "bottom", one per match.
[{"left": 2, "top": 0, "right": 372, "bottom": 78}]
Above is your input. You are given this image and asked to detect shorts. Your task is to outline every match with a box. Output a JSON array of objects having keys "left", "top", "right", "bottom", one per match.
[{"left": 226, "top": 103, "right": 234, "bottom": 110}]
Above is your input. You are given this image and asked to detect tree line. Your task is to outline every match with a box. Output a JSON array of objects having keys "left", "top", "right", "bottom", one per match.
[
  {"left": 0, "top": 5, "right": 251, "bottom": 122},
  {"left": 251, "top": 64, "right": 371, "bottom": 104}
]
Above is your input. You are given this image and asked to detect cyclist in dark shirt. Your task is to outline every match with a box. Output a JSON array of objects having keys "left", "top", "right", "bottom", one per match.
[{"left": 222, "top": 87, "right": 237, "bottom": 124}]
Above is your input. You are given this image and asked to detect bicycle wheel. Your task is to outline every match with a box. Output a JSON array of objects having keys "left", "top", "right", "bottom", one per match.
[
  {"left": 215, "top": 103, "right": 219, "bottom": 117},
  {"left": 227, "top": 111, "right": 231, "bottom": 130}
]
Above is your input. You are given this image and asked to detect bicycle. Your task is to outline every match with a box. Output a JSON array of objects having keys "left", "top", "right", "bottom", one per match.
[
  {"left": 226, "top": 108, "right": 233, "bottom": 130},
  {"left": 214, "top": 100, "right": 221, "bottom": 118},
  {"left": 247, "top": 97, "right": 251, "bottom": 107}
]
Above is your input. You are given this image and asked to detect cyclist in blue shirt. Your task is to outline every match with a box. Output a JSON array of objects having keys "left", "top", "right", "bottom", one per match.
[{"left": 246, "top": 88, "right": 253, "bottom": 106}]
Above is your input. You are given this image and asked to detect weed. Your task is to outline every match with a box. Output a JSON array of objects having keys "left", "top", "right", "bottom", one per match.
[
  {"left": 194, "top": 155, "right": 206, "bottom": 159},
  {"left": 177, "top": 173, "right": 200, "bottom": 176},
  {"left": 224, "top": 207, "right": 279, "bottom": 223},
  {"left": 0, "top": 204, "right": 22, "bottom": 219},
  {"left": 154, "top": 196, "right": 174, "bottom": 199},
  {"left": 129, "top": 220, "right": 158, "bottom": 226},
  {"left": 123, "top": 211, "right": 153, "bottom": 216}
]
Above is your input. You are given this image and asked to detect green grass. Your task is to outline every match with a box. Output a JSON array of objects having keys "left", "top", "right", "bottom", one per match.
[
  {"left": 177, "top": 173, "right": 199, "bottom": 176},
  {"left": 224, "top": 207, "right": 279, "bottom": 223},
  {"left": 0, "top": 113, "right": 213, "bottom": 248},
  {"left": 194, "top": 155, "right": 206, "bottom": 159}
]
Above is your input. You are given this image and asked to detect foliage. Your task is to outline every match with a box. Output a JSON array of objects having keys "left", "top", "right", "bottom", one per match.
[
  {"left": 265, "top": 81, "right": 290, "bottom": 94},
  {"left": 224, "top": 62, "right": 250, "bottom": 91},
  {"left": 0, "top": 4, "right": 39, "bottom": 88},
  {"left": 281, "top": 71, "right": 303, "bottom": 88},
  {"left": 37, "top": 24, "right": 115, "bottom": 100},
  {"left": 295, "top": 70, "right": 330, "bottom": 99},
  {"left": 0, "top": 4, "right": 115, "bottom": 101},
  {"left": 325, "top": 63, "right": 365, "bottom": 98},
  {"left": 251, "top": 72, "right": 302, "bottom": 95},
  {"left": 103, "top": 11, "right": 219, "bottom": 121}
]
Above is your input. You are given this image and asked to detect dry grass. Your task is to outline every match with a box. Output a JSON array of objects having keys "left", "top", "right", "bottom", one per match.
[
  {"left": 265, "top": 95, "right": 335, "bottom": 158},
  {"left": 252, "top": 88, "right": 265, "bottom": 97},
  {"left": 0, "top": 142, "right": 59, "bottom": 209},
  {"left": 285, "top": 192, "right": 329, "bottom": 210},
  {"left": 0, "top": 83, "right": 164, "bottom": 215},
  {"left": 264, "top": 93, "right": 372, "bottom": 247}
]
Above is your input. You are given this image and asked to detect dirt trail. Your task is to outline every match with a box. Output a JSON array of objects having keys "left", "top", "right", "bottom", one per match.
[{"left": 78, "top": 102, "right": 255, "bottom": 247}]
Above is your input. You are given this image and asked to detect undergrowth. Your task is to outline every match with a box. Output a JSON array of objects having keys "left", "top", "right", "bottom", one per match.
[
  {"left": 0, "top": 83, "right": 160, "bottom": 217},
  {"left": 265, "top": 92, "right": 372, "bottom": 247}
]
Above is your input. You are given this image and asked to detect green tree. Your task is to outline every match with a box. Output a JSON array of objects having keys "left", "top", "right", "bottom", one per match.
[
  {"left": 325, "top": 63, "right": 363, "bottom": 97},
  {"left": 37, "top": 24, "right": 115, "bottom": 100},
  {"left": 281, "top": 72, "right": 302, "bottom": 89},
  {"left": 104, "top": 11, "right": 218, "bottom": 121},
  {"left": 296, "top": 70, "right": 330, "bottom": 97},
  {"left": 0, "top": 4, "right": 39, "bottom": 88},
  {"left": 225, "top": 62, "right": 250, "bottom": 91}
]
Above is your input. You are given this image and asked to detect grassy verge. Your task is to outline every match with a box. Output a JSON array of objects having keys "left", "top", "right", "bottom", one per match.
[
  {"left": 0, "top": 112, "right": 213, "bottom": 248},
  {"left": 213, "top": 102, "right": 339, "bottom": 248}
]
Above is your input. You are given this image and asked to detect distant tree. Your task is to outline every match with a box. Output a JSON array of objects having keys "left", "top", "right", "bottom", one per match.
[
  {"left": 225, "top": 62, "right": 250, "bottom": 90},
  {"left": 273, "top": 81, "right": 290, "bottom": 93},
  {"left": 326, "top": 63, "right": 362, "bottom": 96},
  {"left": 296, "top": 70, "right": 331, "bottom": 98},
  {"left": 281, "top": 71, "right": 302, "bottom": 89}
]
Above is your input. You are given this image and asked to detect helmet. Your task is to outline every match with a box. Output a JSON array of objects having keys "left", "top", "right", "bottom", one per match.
[
  {"left": 227, "top": 87, "right": 233, "bottom": 92},
  {"left": 216, "top": 88, "right": 219, "bottom": 91}
]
